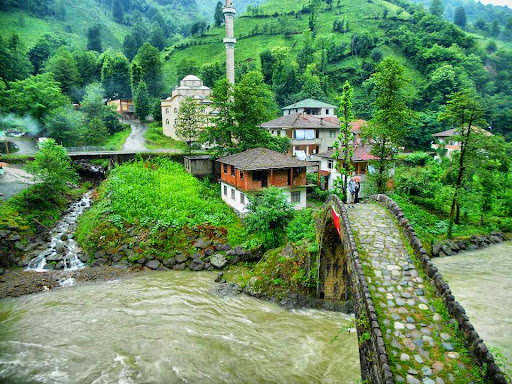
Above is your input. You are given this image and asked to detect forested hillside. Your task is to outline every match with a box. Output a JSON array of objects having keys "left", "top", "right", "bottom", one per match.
[
  {"left": 410, "top": 0, "right": 512, "bottom": 41},
  {"left": 164, "top": 0, "right": 512, "bottom": 144},
  {"left": 0, "top": 0, "right": 209, "bottom": 50}
]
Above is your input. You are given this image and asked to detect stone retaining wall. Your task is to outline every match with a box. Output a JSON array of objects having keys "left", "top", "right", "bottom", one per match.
[
  {"left": 320, "top": 195, "right": 394, "bottom": 384},
  {"left": 369, "top": 194, "right": 507, "bottom": 384},
  {"left": 431, "top": 233, "right": 506, "bottom": 258}
]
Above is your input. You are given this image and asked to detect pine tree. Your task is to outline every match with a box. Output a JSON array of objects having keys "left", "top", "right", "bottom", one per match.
[
  {"left": 491, "top": 20, "right": 501, "bottom": 37},
  {"left": 430, "top": 0, "right": 444, "bottom": 18},
  {"left": 134, "top": 81, "right": 151, "bottom": 121},
  {"left": 88, "top": 117, "right": 109, "bottom": 145},
  {"left": 214, "top": 1, "right": 224, "bottom": 27},
  {"left": 112, "top": 0, "right": 124, "bottom": 23},
  {"left": 454, "top": 6, "right": 467, "bottom": 28},
  {"left": 87, "top": 25, "right": 102, "bottom": 53}
]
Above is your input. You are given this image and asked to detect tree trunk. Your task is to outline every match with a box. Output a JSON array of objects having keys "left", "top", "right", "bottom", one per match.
[{"left": 447, "top": 119, "right": 473, "bottom": 238}]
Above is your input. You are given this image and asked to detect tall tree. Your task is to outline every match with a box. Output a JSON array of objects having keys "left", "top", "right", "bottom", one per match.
[
  {"left": 454, "top": 6, "right": 467, "bottom": 28},
  {"left": 491, "top": 20, "right": 500, "bottom": 37},
  {"left": 175, "top": 97, "right": 201, "bottom": 155},
  {"left": 88, "top": 117, "right": 109, "bottom": 145},
  {"left": 332, "top": 81, "right": 354, "bottom": 203},
  {"left": 149, "top": 23, "right": 166, "bottom": 51},
  {"left": 73, "top": 50, "right": 99, "bottom": 86},
  {"left": 233, "top": 71, "right": 278, "bottom": 150},
  {"left": 133, "top": 43, "right": 163, "bottom": 97},
  {"left": 130, "top": 61, "right": 143, "bottom": 95},
  {"left": 43, "top": 46, "right": 82, "bottom": 100},
  {"left": 364, "top": 58, "right": 415, "bottom": 193},
  {"left": 439, "top": 91, "right": 485, "bottom": 238},
  {"left": 87, "top": 25, "right": 102, "bottom": 53},
  {"left": 101, "top": 51, "right": 131, "bottom": 99},
  {"left": 2, "top": 73, "right": 69, "bottom": 121},
  {"left": 112, "top": 0, "right": 124, "bottom": 23},
  {"left": 44, "top": 106, "right": 86, "bottom": 146},
  {"left": 122, "top": 34, "right": 139, "bottom": 61},
  {"left": 214, "top": 1, "right": 224, "bottom": 28},
  {"left": 134, "top": 81, "right": 151, "bottom": 121},
  {"left": 430, "top": 0, "right": 443, "bottom": 18},
  {"left": 0, "top": 34, "right": 33, "bottom": 82},
  {"left": 208, "top": 79, "right": 235, "bottom": 151}
]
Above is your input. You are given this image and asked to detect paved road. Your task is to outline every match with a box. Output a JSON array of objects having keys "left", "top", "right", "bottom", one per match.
[
  {"left": 348, "top": 203, "right": 481, "bottom": 384},
  {"left": 123, "top": 120, "right": 148, "bottom": 152},
  {"left": 2, "top": 138, "right": 38, "bottom": 156},
  {"left": 0, "top": 164, "right": 33, "bottom": 201}
]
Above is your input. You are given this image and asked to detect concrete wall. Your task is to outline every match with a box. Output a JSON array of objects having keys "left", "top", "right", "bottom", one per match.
[{"left": 369, "top": 194, "right": 507, "bottom": 384}]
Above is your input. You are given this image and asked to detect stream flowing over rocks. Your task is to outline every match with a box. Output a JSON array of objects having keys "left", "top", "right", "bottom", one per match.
[{"left": 26, "top": 192, "right": 92, "bottom": 273}]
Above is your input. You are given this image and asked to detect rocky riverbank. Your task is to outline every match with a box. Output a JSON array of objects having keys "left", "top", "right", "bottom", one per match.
[
  {"left": 0, "top": 266, "right": 140, "bottom": 299},
  {"left": 431, "top": 232, "right": 508, "bottom": 257}
]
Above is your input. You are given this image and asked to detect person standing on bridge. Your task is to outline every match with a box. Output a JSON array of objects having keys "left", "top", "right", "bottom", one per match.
[
  {"left": 348, "top": 177, "right": 356, "bottom": 207},
  {"left": 354, "top": 178, "right": 361, "bottom": 204}
]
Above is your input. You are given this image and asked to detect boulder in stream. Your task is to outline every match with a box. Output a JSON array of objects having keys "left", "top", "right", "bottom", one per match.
[
  {"left": 146, "top": 260, "right": 161, "bottom": 270},
  {"left": 210, "top": 254, "right": 228, "bottom": 269}
]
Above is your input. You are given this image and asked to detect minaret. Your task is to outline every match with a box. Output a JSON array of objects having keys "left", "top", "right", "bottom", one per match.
[{"left": 223, "top": 0, "right": 236, "bottom": 84}]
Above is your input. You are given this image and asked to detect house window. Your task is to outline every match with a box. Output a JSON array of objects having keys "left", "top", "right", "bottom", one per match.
[
  {"left": 328, "top": 160, "right": 334, "bottom": 169},
  {"left": 224, "top": 185, "right": 227, "bottom": 195},
  {"left": 174, "top": 108, "right": 178, "bottom": 113},
  {"left": 240, "top": 193, "right": 245, "bottom": 204},
  {"left": 291, "top": 191, "right": 301, "bottom": 203},
  {"left": 326, "top": 109, "right": 330, "bottom": 115},
  {"left": 329, "top": 130, "right": 337, "bottom": 138},
  {"left": 165, "top": 108, "right": 169, "bottom": 114},
  {"left": 240, "top": 170, "right": 244, "bottom": 180},
  {"left": 231, "top": 166, "right": 235, "bottom": 176},
  {"left": 223, "top": 164, "right": 228, "bottom": 174},
  {"left": 293, "top": 168, "right": 300, "bottom": 178},
  {"left": 174, "top": 119, "right": 177, "bottom": 126},
  {"left": 166, "top": 119, "right": 170, "bottom": 125},
  {"left": 231, "top": 188, "right": 235, "bottom": 200}
]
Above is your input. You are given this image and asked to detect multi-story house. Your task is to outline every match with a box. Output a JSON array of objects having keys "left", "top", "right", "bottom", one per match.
[
  {"left": 262, "top": 99, "right": 363, "bottom": 160},
  {"left": 217, "top": 148, "right": 311, "bottom": 214}
]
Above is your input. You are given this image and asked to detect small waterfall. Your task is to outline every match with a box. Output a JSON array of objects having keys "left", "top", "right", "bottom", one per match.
[{"left": 26, "top": 192, "right": 93, "bottom": 272}]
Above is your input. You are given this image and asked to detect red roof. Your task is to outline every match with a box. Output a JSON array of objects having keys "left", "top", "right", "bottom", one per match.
[
  {"left": 319, "top": 170, "right": 331, "bottom": 177},
  {"left": 317, "top": 145, "right": 378, "bottom": 161}
]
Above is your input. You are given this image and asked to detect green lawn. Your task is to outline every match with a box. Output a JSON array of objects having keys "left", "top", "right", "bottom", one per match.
[
  {"left": 104, "top": 127, "right": 131, "bottom": 150},
  {"left": 144, "top": 122, "right": 188, "bottom": 151}
]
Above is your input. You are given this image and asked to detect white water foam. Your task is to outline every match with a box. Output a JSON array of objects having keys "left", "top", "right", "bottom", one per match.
[{"left": 26, "top": 192, "right": 93, "bottom": 272}]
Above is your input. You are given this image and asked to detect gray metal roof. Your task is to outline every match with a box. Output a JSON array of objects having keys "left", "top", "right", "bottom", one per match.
[
  {"left": 261, "top": 113, "right": 339, "bottom": 129},
  {"left": 217, "top": 148, "right": 312, "bottom": 170},
  {"left": 282, "top": 99, "right": 338, "bottom": 110}
]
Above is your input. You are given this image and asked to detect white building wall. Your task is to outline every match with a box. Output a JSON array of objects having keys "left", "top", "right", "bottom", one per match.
[
  {"left": 220, "top": 182, "right": 307, "bottom": 215},
  {"left": 317, "top": 129, "right": 339, "bottom": 153},
  {"left": 221, "top": 182, "right": 249, "bottom": 215}
]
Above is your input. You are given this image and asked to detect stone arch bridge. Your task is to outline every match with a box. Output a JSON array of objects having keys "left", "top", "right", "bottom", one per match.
[{"left": 316, "top": 195, "right": 506, "bottom": 384}]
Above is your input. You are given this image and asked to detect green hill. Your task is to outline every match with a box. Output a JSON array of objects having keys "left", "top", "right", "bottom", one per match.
[
  {"left": 160, "top": 0, "right": 512, "bottom": 141},
  {"left": 0, "top": 0, "right": 212, "bottom": 51}
]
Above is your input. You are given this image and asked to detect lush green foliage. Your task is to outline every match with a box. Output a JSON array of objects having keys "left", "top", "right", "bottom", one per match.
[
  {"left": 364, "top": 58, "right": 416, "bottom": 193},
  {"left": 144, "top": 122, "right": 188, "bottom": 150},
  {"left": 393, "top": 135, "right": 512, "bottom": 243},
  {"left": 331, "top": 81, "right": 355, "bottom": 202},
  {"left": 27, "top": 139, "right": 78, "bottom": 193},
  {"left": 94, "top": 158, "right": 237, "bottom": 229},
  {"left": 176, "top": 96, "right": 202, "bottom": 154},
  {"left": 245, "top": 186, "right": 294, "bottom": 248},
  {"left": 207, "top": 73, "right": 289, "bottom": 155}
]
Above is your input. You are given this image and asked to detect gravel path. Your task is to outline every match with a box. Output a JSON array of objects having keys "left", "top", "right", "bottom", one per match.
[{"left": 348, "top": 203, "right": 479, "bottom": 384}]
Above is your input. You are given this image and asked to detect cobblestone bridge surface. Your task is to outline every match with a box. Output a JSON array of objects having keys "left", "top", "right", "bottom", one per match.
[{"left": 348, "top": 203, "right": 482, "bottom": 384}]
